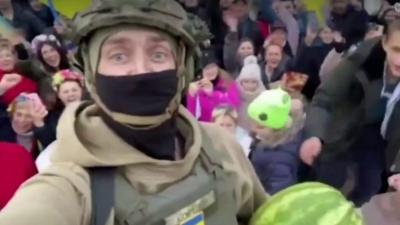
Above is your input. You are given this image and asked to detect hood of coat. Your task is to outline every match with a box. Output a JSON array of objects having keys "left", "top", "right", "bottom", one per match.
[{"left": 51, "top": 102, "right": 203, "bottom": 185}]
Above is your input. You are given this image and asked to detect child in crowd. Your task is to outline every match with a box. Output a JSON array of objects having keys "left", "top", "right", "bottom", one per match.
[
  {"left": 236, "top": 55, "right": 266, "bottom": 132},
  {"left": 0, "top": 38, "right": 37, "bottom": 107},
  {"left": 248, "top": 88, "right": 305, "bottom": 194},
  {"left": 211, "top": 105, "right": 252, "bottom": 156},
  {"left": 187, "top": 52, "right": 240, "bottom": 122}
]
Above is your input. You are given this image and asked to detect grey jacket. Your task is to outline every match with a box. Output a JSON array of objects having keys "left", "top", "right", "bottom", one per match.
[{"left": 306, "top": 37, "right": 400, "bottom": 173}]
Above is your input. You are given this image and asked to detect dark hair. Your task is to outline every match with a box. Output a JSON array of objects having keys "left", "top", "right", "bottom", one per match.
[
  {"left": 37, "top": 40, "right": 70, "bottom": 73},
  {"left": 237, "top": 38, "right": 256, "bottom": 55},
  {"left": 238, "top": 37, "right": 255, "bottom": 46},
  {"left": 384, "top": 19, "right": 400, "bottom": 40}
]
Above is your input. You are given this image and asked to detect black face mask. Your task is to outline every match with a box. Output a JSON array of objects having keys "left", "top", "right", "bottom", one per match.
[
  {"left": 95, "top": 69, "right": 180, "bottom": 160},
  {"left": 95, "top": 69, "right": 178, "bottom": 117}
]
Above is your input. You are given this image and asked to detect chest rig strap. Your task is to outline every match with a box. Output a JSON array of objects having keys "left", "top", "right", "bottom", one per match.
[{"left": 88, "top": 127, "right": 231, "bottom": 225}]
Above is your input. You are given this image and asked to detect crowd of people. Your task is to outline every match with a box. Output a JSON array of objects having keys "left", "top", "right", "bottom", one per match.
[{"left": 0, "top": 0, "right": 400, "bottom": 224}]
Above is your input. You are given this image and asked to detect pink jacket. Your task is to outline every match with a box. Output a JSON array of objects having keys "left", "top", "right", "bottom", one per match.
[{"left": 186, "top": 80, "right": 240, "bottom": 122}]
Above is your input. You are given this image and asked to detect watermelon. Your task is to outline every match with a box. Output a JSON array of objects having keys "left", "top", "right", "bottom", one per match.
[{"left": 250, "top": 182, "right": 365, "bottom": 225}]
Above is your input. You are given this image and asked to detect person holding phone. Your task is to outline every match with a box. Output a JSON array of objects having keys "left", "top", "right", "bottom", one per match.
[{"left": 187, "top": 52, "right": 240, "bottom": 122}]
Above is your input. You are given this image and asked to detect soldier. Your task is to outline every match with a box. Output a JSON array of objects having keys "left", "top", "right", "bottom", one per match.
[{"left": 0, "top": 0, "right": 266, "bottom": 225}]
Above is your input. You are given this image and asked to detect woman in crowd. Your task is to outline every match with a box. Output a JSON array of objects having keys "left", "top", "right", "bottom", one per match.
[
  {"left": 0, "top": 39, "right": 37, "bottom": 107},
  {"left": 223, "top": 31, "right": 256, "bottom": 77},
  {"left": 33, "top": 69, "right": 84, "bottom": 149},
  {"left": 0, "top": 93, "right": 42, "bottom": 159},
  {"left": 260, "top": 42, "right": 290, "bottom": 88},
  {"left": 34, "top": 69, "right": 84, "bottom": 171},
  {"left": 293, "top": 26, "right": 334, "bottom": 100},
  {"left": 187, "top": 54, "right": 240, "bottom": 122},
  {"left": 34, "top": 35, "right": 70, "bottom": 75},
  {"left": 236, "top": 55, "right": 266, "bottom": 132},
  {"left": 211, "top": 105, "right": 252, "bottom": 156}
]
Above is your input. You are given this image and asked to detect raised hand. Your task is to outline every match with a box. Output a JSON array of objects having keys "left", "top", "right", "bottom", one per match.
[{"left": 0, "top": 73, "right": 22, "bottom": 94}]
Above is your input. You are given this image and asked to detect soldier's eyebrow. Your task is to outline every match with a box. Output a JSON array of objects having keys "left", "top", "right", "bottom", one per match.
[
  {"left": 147, "top": 34, "right": 169, "bottom": 44},
  {"left": 103, "top": 37, "right": 130, "bottom": 47}
]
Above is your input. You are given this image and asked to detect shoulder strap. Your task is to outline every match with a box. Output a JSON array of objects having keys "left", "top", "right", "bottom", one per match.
[{"left": 89, "top": 167, "right": 116, "bottom": 225}]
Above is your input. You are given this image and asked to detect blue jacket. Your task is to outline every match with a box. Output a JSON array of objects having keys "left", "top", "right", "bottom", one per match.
[{"left": 250, "top": 131, "right": 303, "bottom": 195}]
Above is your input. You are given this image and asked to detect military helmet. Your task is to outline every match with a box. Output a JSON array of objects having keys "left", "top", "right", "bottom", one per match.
[
  {"left": 71, "top": 0, "right": 211, "bottom": 128},
  {"left": 73, "top": 0, "right": 210, "bottom": 80}
]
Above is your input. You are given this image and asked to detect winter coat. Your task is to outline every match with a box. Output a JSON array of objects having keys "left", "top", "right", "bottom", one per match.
[
  {"left": 260, "top": 55, "right": 290, "bottom": 89},
  {"left": 0, "top": 115, "right": 40, "bottom": 159},
  {"left": 0, "top": 142, "right": 37, "bottom": 210},
  {"left": 31, "top": 5, "right": 55, "bottom": 27},
  {"left": 294, "top": 43, "right": 333, "bottom": 100},
  {"left": 236, "top": 81, "right": 265, "bottom": 132},
  {"left": 223, "top": 31, "right": 243, "bottom": 77},
  {"left": 0, "top": 103, "right": 267, "bottom": 225},
  {"left": 15, "top": 60, "right": 57, "bottom": 109},
  {"left": 319, "top": 48, "right": 345, "bottom": 84},
  {"left": 327, "top": 6, "right": 369, "bottom": 48},
  {"left": 187, "top": 79, "right": 241, "bottom": 122},
  {"left": 33, "top": 109, "right": 63, "bottom": 149},
  {"left": 362, "top": 192, "right": 400, "bottom": 225},
  {"left": 249, "top": 113, "right": 305, "bottom": 195},
  {"left": 305, "top": 37, "right": 400, "bottom": 173},
  {"left": 0, "top": 68, "right": 38, "bottom": 106}
]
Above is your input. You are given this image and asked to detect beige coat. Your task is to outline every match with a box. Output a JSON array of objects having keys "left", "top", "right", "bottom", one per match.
[
  {"left": 0, "top": 103, "right": 267, "bottom": 225},
  {"left": 362, "top": 192, "right": 400, "bottom": 225}
]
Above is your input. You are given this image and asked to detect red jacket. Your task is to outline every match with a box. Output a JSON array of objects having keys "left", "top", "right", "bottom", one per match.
[
  {"left": 0, "top": 142, "right": 37, "bottom": 210},
  {"left": 0, "top": 69, "right": 38, "bottom": 106}
]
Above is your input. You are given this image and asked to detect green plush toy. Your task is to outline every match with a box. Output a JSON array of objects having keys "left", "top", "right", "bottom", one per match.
[{"left": 247, "top": 89, "right": 292, "bottom": 130}]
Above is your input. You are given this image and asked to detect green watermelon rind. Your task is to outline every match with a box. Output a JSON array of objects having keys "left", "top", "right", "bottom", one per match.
[{"left": 249, "top": 182, "right": 364, "bottom": 225}]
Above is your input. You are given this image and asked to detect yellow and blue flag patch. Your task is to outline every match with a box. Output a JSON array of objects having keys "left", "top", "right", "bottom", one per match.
[{"left": 181, "top": 212, "right": 205, "bottom": 225}]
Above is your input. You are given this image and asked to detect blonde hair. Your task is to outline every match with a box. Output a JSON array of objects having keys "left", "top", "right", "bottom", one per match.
[{"left": 211, "top": 105, "right": 239, "bottom": 123}]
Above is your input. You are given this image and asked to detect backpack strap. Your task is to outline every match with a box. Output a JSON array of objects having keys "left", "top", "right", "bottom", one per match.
[{"left": 89, "top": 167, "right": 116, "bottom": 225}]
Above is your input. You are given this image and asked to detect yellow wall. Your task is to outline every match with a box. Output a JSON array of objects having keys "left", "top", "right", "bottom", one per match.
[{"left": 40, "top": 0, "right": 91, "bottom": 18}]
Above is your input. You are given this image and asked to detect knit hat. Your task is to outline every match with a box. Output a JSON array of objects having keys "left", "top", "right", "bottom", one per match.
[
  {"left": 238, "top": 55, "right": 262, "bottom": 81},
  {"left": 248, "top": 88, "right": 292, "bottom": 130}
]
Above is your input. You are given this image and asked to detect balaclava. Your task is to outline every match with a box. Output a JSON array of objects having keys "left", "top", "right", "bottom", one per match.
[{"left": 87, "top": 25, "right": 184, "bottom": 160}]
